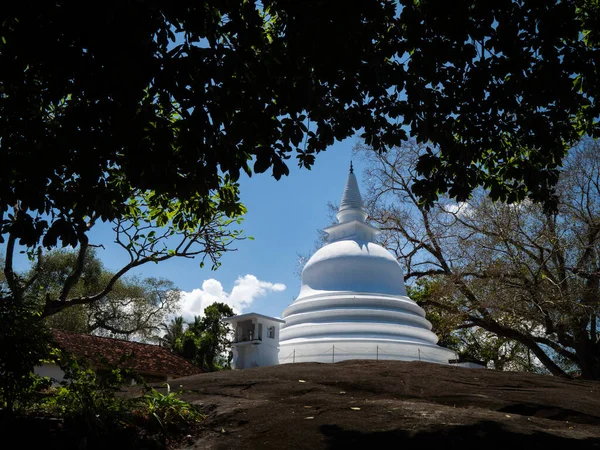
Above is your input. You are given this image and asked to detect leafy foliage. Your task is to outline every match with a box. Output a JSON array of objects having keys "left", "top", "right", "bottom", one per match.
[
  {"left": 160, "top": 316, "right": 186, "bottom": 351},
  {"left": 409, "top": 280, "right": 547, "bottom": 373},
  {"left": 1, "top": 189, "right": 242, "bottom": 331},
  {"left": 2, "top": 1, "right": 599, "bottom": 257},
  {"left": 398, "top": 0, "right": 600, "bottom": 208},
  {"left": 0, "top": 300, "right": 52, "bottom": 415},
  {"left": 47, "top": 351, "right": 136, "bottom": 435},
  {"left": 22, "top": 349, "right": 203, "bottom": 446},
  {"left": 407, "top": 281, "right": 462, "bottom": 351},
  {"left": 134, "top": 387, "right": 204, "bottom": 432},
  {"left": 0, "top": 1, "right": 398, "bottom": 251},
  {"left": 170, "top": 303, "right": 235, "bottom": 371}
]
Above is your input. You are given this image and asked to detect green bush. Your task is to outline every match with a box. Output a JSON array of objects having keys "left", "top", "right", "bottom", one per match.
[
  {"left": 51, "top": 353, "right": 133, "bottom": 434},
  {"left": 0, "top": 300, "right": 53, "bottom": 415},
  {"left": 29, "top": 352, "right": 204, "bottom": 445},
  {"left": 0, "top": 318, "right": 204, "bottom": 447},
  {"left": 134, "top": 386, "right": 204, "bottom": 432}
]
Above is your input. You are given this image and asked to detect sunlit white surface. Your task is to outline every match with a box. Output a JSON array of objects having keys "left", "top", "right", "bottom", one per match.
[{"left": 279, "top": 169, "right": 455, "bottom": 364}]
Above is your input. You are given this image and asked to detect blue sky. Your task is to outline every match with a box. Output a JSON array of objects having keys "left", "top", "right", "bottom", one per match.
[
  {"left": 75, "top": 32, "right": 373, "bottom": 322},
  {"left": 115, "top": 137, "right": 365, "bottom": 320},
  {"left": 7, "top": 136, "right": 368, "bottom": 322}
]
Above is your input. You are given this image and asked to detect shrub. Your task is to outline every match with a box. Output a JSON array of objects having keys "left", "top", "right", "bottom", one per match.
[
  {"left": 134, "top": 385, "right": 204, "bottom": 433},
  {"left": 0, "top": 300, "right": 53, "bottom": 415}
]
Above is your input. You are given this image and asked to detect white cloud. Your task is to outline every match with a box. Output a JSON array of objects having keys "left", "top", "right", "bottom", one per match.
[
  {"left": 179, "top": 274, "right": 286, "bottom": 321},
  {"left": 443, "top": 201, "right": 470, "bottom": 216}
]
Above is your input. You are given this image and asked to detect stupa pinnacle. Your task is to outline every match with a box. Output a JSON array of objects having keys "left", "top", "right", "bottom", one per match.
[{"left": 278, "top": 167, "right": 455, "bottom": 364}]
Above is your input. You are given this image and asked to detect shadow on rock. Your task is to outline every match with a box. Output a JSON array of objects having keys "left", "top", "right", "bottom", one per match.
[{"left": 319, "top": 421, "right": 600, "bottom": 450}]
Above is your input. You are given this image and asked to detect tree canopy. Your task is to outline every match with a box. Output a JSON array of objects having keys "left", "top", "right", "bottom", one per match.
[
  {"left": 1, "top": 0, "right": 599, "bottom": 258},
  {"left": 164, "top": 303, "right": 235, "bottom": 371},
  {"left": 0, "top": 1, "right": 398, "bottom": 251},
  {"left": 398, "top": 0, "right": 600, "bottom": 208},
  {"left": 160, "top": 316, "right": 186, "bottom": 351},
  {"left": 2, "top": 1, "right": 600, "bottom": 344},
  {"left": 29, "top": 250, "right": 180, "bottom": 341},
  {"left": 185, "top": 303, "right": 235, "bottom": 371},
  {"left": 358, "top": 137, "right": 600, "bottom": 379}
]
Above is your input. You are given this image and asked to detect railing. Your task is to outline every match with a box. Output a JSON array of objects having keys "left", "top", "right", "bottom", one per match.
[
  {"left": 278, "top": 345, "right": 462, "bottom": 365},
  {"left": 233, "top": 335, "right": 262, "bottom": 344}
]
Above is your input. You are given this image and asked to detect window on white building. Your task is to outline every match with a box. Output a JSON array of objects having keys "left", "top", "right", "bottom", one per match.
[{"left": 267, "top": 326, "right": 275, "bottom": 339}]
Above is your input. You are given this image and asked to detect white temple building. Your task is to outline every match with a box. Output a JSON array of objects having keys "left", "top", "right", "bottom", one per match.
[
  {"left": 278, "top": 165, "right": 457, "bottom": 365},
  {"left": 224, "top": 313, "right": 285, "bottom": 369}
]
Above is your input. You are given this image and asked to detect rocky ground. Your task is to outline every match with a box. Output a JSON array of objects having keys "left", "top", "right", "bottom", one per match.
[{"left": 157, "top": 360, "right": 600, "bottom": 450}]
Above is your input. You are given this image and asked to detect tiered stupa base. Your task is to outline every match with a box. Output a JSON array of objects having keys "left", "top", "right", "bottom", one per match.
[
  {"left": 279, "top": 292, "right": 456, "bottom": 365},
  {"left": 279, "top": 338, "right": 456, "bottom": 364}
]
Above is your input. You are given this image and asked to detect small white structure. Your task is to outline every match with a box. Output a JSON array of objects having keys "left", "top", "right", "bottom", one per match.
[
  {"left": 35, "top": 363, "right": 66, "bottom": 385},
  {"left": 449, "top": 358, "right": 487, "bottom": 369},
  {"left": 224, "top": 313, "right": 285, "bottom": 369}
]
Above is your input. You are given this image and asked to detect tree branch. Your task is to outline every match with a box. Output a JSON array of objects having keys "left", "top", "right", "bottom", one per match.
[
  {"left": 23, "top": 247, "right": 43, "bottom": 292},
  {"left": 405, "top": 269, "right": 446, "bottom": 279},
  {"left": 43, "top": 214, "right": 241, "bottom": 317},
  {"left": 58, "top": 231, "right": 89, "bottom": 302},
  {"left": 3, "top": 226, "right": 22, "bottom": 299},
  {"left": 422, "top": 298, "right": 570, "bottom": 378}
]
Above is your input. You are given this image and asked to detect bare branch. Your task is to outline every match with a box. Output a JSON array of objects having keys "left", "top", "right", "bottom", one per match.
[
  {"left": 356, "top": 139, "right": 600, "bottom": 378},
  {"left": 43, "top": 212, "right": 243, "bottom": 317},
  {"left": 405, "top": 269, "right": 446, "bottom": 279}
]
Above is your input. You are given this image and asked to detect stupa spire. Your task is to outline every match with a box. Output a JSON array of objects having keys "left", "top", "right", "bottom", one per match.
[{"left": 337, "top": 163, "right": 368, "bottom": 224}]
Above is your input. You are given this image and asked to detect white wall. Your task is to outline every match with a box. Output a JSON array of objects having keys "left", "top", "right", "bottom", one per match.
[
  {"left": 279, "top": 339, "right": 456, "bottom": 365},
  {"left": 34, "top": 363, "right": 66, "bottom": 385},
  {"left": 230, "top": 318, "right": 283, "bottom": 369},
  {"left": 231, "top": 342, "right": 281, "bottom": 369},
  {"left": 451, "top": 361, "right": 487, "bottom": 369}
]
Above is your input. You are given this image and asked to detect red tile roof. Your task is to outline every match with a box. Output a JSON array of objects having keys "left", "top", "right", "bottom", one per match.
[{"left": 52, "top": 330, "right": 203, "bottom": 378}]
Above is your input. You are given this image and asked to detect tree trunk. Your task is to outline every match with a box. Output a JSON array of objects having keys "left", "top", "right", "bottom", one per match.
[{"left": 577, "top": 343, "right": 600, "bottom": 380}]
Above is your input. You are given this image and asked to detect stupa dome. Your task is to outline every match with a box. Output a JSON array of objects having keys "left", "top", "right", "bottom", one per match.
[
  {"left": 300, "top": 240, "right": 408, "bottom": 298},
  {"left": 278, "top": 164, "right": 455, "bottom": 365}
]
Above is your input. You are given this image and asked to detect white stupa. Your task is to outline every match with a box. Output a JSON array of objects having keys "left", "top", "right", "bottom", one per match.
[{"left": 279, "top": 164, "right": 456, "bottom": 364}]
